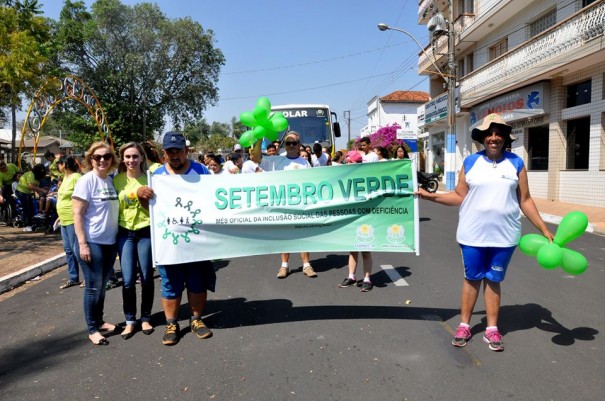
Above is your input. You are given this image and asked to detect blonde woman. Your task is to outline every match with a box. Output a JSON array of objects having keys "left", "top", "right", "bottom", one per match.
[{"left": 73, "top": 142, "right": 120, "bottom": 345}]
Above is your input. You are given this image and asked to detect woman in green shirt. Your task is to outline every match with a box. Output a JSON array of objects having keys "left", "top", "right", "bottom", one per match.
[
  {"left": 15, "top": 164, "right": 47, "bottom": 232},
  {"left": 56, "top": 156, "right": 83, "bottom": 289},
  {"left": 113, "top": 142, "right": 155, "bottom": 339}
]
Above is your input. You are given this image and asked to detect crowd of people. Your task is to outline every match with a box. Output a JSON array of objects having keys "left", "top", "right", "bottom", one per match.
[{"left": 3, "top": 112, "right": 552, "bottom": 352}]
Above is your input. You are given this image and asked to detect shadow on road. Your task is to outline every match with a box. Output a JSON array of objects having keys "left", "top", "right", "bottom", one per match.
[
  {"left": 472, "top": 303, "right": 599, "bottom": 346},
  {"left": 201, "top": 297, "right": 460, "bottom": 329}
]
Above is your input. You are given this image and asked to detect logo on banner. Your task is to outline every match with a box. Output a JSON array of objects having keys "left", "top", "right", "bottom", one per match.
[{"left": 158, "top": 196, "right": 203, "bottom": 245}]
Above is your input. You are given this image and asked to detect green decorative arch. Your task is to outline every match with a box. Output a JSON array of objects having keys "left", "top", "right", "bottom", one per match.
[{"left": 18, "top": 75, "right": 113, "bottom": 168}]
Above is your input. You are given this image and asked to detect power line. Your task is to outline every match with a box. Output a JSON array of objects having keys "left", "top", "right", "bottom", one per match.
[
  {"left": 219, "top": 72, "right": 396, "bottom": 101},
  {"left": 222, "top": 42, "right": 410, "bottom": 75}
]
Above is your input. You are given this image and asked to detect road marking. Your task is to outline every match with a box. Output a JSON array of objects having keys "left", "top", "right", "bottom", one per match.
[{"left": 380, "top": 264, "right": 409, "bottom": 286}]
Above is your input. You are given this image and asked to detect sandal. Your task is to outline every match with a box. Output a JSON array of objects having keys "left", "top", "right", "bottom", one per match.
[
  {"left": 60, "top": 280, "right": 81, "bottom": 289},
  {"left": 89, "top": 333, "right": 109, "bottom": 345},
  {"left": 141, "top": 321, "right": 155, "bottom": 335},
  {"left": 98, "top": 322, "right": 117, "bottom": 334}
]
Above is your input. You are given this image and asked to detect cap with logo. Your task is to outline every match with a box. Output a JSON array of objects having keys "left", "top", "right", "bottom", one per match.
[{"left": 162, "top": 131, "right": 187, "bottom": 150}]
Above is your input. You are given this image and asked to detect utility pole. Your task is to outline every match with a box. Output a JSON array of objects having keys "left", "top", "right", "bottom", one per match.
[
  {"left": 445, "top": 0, "right": 457, "bottom": 191},
  {"left": 343, "top": 110, "right": 351, "bottom": 147}
]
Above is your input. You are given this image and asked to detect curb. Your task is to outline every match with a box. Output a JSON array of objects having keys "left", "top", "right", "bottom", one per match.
[
  {"left": 0, "top": 253, "right": 66, "bottom": 294},
  {"left": 539, "top": 213, "right": 599, "bottom": 234}
]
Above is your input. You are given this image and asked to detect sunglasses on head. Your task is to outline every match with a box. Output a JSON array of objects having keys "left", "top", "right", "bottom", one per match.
[
  {"left": 91, "top": 153, "right": 112, "bottom": 162},
  {"left": 285, "top": 141, "right": 299, "bottom": 146}
]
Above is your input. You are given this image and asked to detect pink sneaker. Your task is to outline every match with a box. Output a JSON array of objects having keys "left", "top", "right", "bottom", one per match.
[
  {"left": 452, "top": 325, "right": 472, "bottom": 347},
  {"left": 483, "top": 330, "right": 504, "bottom": 351}
]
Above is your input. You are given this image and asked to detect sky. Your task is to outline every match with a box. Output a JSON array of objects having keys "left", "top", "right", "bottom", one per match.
[{"left": 39, "top": 0, "right": 431, "bottom": 149}]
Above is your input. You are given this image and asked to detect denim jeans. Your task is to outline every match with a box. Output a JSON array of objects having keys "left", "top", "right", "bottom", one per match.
[
  {"left": 117, "top": 227, "right": 154, "bottom": 324},
  {"left": 16, "top": 191, "right": 33, "bottom": 227},
  {"left": 60, "top": 224, "right": 80, "bottom": 282},
  {"left": 75, "top": 241, "right": 118, "bottom": 334}
]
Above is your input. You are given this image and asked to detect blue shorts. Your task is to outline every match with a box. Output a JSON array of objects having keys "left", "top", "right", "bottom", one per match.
[
  {"left": 157, "top": 260, "right": 216, "bottom": 299},
  {"left": 459, "top": 244, "right": 516, "bottom": 283}
]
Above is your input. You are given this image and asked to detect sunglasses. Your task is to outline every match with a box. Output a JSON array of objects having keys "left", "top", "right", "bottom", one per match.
[
  {"left": 91, "top": 153, "right": 112, "bottom": 162},
  {"left": 285, "top": 141, "right": 299, "bottom": 146}
]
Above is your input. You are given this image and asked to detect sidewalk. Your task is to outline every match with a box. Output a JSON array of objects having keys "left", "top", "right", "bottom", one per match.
[
  {"left": 1, "top": 198, "right": 603, "bottom": 294},
  {"left": 532, "top": 198, "right": 605, "bottom": 235}
]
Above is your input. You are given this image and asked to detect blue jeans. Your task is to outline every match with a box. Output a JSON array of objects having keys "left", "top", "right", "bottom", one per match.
[
  {"left": 16, "top": 191, "right": 34, "bottom": 227},
  {"left": 117, "top": 227, "right": 154, "bottom": 324},
  {"left": 75, "top": 241, "right": 118, "bottom": 334},
  {"left": 61, "top": 224, "right": 80, "bottom": 282}
]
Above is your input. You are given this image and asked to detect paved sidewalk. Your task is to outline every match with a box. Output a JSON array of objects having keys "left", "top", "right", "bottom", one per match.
[
  {"left": 532, "top": 198, "right": 605, "bottom": 235},
  {"left": 1, "top": 197, "right": 603, "bottom": 295}
]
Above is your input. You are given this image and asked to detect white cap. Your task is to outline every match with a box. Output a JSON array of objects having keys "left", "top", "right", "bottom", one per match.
[{"left": 233, "top": 144, "right": 242, "bottom": 151}]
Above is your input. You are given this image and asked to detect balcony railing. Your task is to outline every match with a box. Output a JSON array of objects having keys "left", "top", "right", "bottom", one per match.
[{"left": 460, "top": 1, "right": 605, "bottom": 105}]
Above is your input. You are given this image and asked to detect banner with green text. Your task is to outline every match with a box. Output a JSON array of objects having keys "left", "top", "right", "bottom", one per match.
[{"left": 149, "top": 160, "right": 418, "bottom": 265}]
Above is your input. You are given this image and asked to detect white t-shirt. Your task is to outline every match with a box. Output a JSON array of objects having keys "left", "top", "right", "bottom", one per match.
[
  {"left": 260, "top": 155, "right": 310, "bottom": 171},
  {"left": 457, "top": 151, "right": 524, "bottom": 247},
  {"left": 72, "top": 171, "right": 119, "bottom": 245},
  {"left": 311, "top": 152, "right": 329, "bottom": 167},
  {"left": 362, "top": 151, "right": 379, "bottom": 163},
  {"left": 241, "top": 160, "right": 261, "bottom": 174},
  {"left": 222, "top": 160, "right": 237, "bottom": 174}
]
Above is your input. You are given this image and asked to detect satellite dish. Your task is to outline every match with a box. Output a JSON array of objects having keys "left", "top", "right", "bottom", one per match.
[{"left": 428, "top": 13, "right": 447, "bottom": 35}]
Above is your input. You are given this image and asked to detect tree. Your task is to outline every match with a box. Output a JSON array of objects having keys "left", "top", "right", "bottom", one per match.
[
  {"left": 0, "top": 0, "right": 52, "bottom": 162},
  {"left": 230, "top": 116, "right": 246, "bottom": 140},
  {"left": 53, "top": 0, "right": 225, "bottom": 147},
  {"left": 183, "top": 118, "right": 211, "bottom": 149}
]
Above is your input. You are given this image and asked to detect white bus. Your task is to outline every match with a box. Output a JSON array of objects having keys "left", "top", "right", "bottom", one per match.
[{"left": 267, "top": 104, "right": 341, "bottom": 154}]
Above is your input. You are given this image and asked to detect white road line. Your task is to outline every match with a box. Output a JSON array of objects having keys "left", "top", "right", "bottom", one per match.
[{"left": 380, "top": 264, "right": 409, "bottom": 286}]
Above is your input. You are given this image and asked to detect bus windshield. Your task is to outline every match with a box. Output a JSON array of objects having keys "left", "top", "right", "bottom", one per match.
[{"left": 273, "top": 106, "right": 332, "bottom": 146}]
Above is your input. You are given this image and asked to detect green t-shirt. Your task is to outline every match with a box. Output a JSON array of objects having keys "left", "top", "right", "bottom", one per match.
[
  {"left": 113, "top": 172, "right": 150, "bottom": 230},
  {"left": 16, "top": 171, "right": 39, "bottom": 195},
  {"left": 148, "top": 162, "right": 161, "bottom": 173},
  {"left": 49, "top": 159, "right": 62, "bottom": 181},
  {"left": 56, "top": 172, "right": 82, "bottom": 225},
  {"left": 0, "top": 163, "right": 19, "bottom": 186}
]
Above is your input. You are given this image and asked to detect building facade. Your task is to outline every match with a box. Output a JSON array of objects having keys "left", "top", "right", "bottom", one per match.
[{"left": 418, "top": 0, "right": 605, "bottom": 207}]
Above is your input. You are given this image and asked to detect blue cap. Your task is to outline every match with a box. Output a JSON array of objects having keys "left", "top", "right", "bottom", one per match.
[{"left": 162, "top": 131, "right": 187, "bottom": 150}]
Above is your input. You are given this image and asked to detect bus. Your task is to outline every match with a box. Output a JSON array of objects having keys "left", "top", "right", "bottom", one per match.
[{"left": 266, "top": 104, "right": 341, "bottom": 154}]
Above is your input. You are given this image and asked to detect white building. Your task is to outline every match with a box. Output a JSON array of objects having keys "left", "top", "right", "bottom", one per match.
[
  {"left": 417, "top": 0, "right": 605, "bottom": 207},
  {"left": 362, "top": 90, "right": 430, "bottom": 136}
]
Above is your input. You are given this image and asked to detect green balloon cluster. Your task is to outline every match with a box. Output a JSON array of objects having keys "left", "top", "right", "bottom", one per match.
[
  {"left": 519, "top": 211, "right": 589, "bottom": 275},
  {"left": 239, "top": 97, "right": 289, "bottom": 148}
]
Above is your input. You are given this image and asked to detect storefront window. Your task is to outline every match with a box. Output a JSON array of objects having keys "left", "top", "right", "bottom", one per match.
[
  {"left": 528, "top": 125, "right": 549, "bottom": 170},
  {"left": 566, "top": 117, "right": 590, "bottom": 170},
  {"left": 566, "top": 80, "right": 591, "bottom": 107}
]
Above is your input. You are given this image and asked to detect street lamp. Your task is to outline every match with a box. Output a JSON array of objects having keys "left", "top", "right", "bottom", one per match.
[
  {"left": 377, "top": 23, "right": 448, "bottom": 81},
  {"left": 378, "top": 17, "right": 456, "bottom": 191}
]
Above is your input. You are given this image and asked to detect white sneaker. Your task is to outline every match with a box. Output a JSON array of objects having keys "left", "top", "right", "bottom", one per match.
[{"left": 23, "top": 226, "right": 33, "bottom": 232}]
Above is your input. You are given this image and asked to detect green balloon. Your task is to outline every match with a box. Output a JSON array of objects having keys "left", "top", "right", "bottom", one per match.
[
  {"left": 240, "top": 111, "right": 256, "bottom": 128},
  {"left": 253, "top": 105, "right": 269, "bottom": 124},
  {"left": 270, "top": 113, "right": 288, "bottom": 132},
  {"left": 519, "top": 234, "right": 549, "bottom": 256},
  {"left": 560, "top": 248, "right": 588, "bottom": 275},
  {"left": 239, "top": 131, "right": 255, "bottom": 148},
  {"left": 256, "top": 96, "right": 271, "bottom": 113},
  {"left": 266, "top": 129, "right": 279, "bottom": 142},
  {"left": 536, "top": 243, "right": 563, "bottom": 270},
  {"left": 554, "top": 211, "right": 588, "bottom": 246},
  {"left": 253, "top": 125, "right": 268, "bottom": 140}
]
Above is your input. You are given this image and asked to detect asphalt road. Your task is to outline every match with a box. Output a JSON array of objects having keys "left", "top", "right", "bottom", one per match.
[{"left": 0, "top": 200, "right": 603, "bottom": 401}]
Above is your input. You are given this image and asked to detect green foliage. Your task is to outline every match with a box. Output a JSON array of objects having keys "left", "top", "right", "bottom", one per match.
[
  {"left": 0, "top": 0, "right": 52, "bottom": 161},
  {"left": 53, "top": 0, "right": 225, "bottom": 145}
]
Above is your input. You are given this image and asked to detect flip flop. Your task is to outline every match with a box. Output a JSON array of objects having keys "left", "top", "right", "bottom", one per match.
[{"left": 60, "top": 280, "right": 80, "bottom": 289}]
